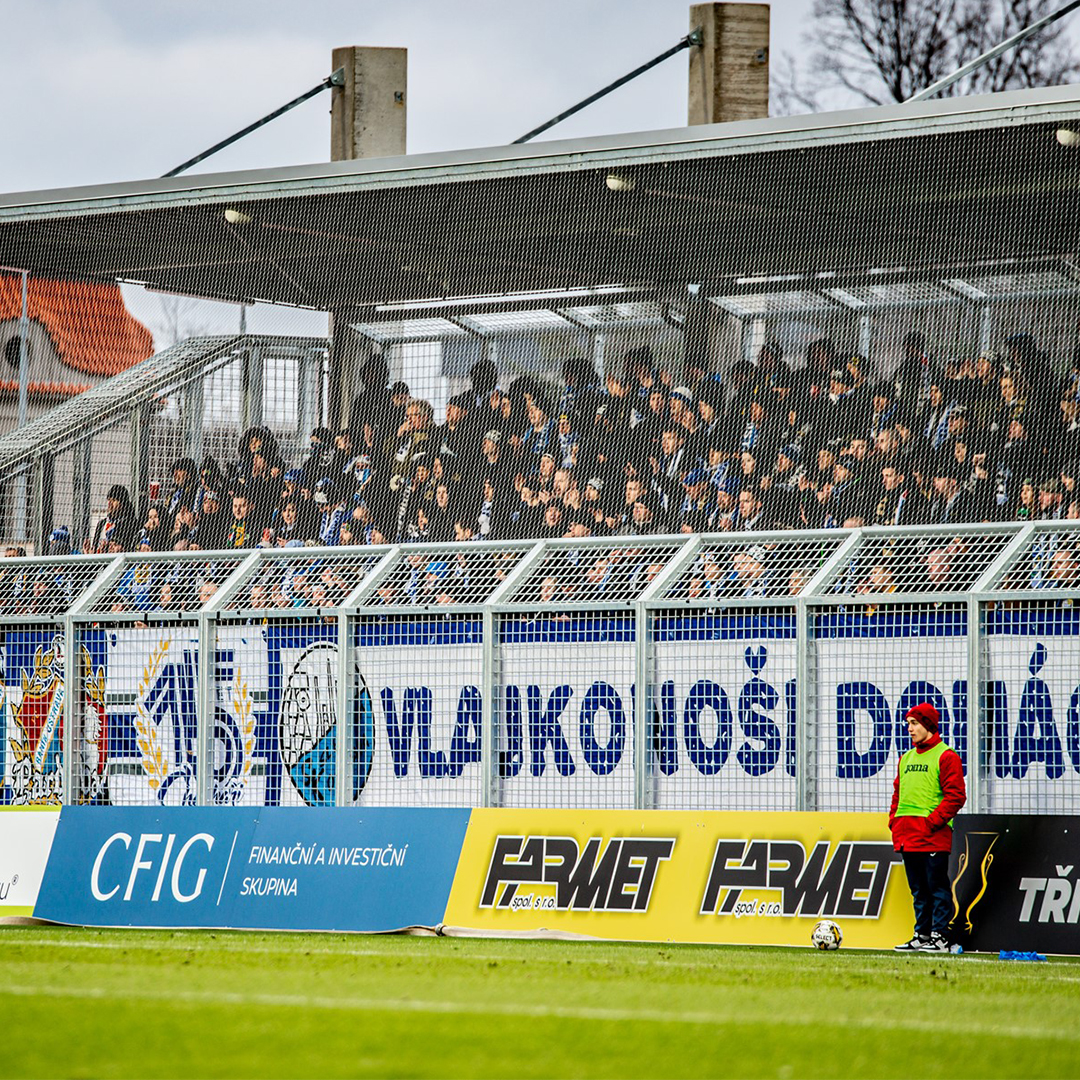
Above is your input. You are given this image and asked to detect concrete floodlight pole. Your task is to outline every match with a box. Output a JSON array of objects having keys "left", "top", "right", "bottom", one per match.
[
  {"left": 687, "top": 4, "right": 770, "bottom": 468},
  {"left": 330, "top": 46, "right": 408, "bottom": 160},
  {"left": 688, "top": 2, "right": 771, "bottom": 125},
  {"left": 328, "top": 46, "right": 407, "bottom": 431}
]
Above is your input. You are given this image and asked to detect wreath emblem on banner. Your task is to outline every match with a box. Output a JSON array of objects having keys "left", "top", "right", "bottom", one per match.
[{"left": 134, "top": 638, "right": 174, "bottom": 799}]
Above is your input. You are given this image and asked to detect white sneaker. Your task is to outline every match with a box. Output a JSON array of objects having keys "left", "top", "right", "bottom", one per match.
[
  {"left": 894, "top": 935, "right": 927, "bottom": 952},
  {"left": 919, "top": 933, "right": 950, "bottom": 952}
]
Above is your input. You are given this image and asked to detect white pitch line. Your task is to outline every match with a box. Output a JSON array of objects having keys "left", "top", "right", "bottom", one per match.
[
  {"left": 3, "top": 936, "right": 1080, "bottom": 982},
  {"left": 0, "top": 983, "right": 1076, "bottom": 1043}
]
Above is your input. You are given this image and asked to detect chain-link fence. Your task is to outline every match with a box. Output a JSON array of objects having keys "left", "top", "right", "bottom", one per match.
[
  {"left": 348, "top": 541, "right": 534, "bottom": 808},
  {"left": 3, "top": 525, "right": 1079, "bottom": 813},
  {"left": 0, "top": 553, "right": 114, "bottom": 805},
  {"left": 977, "top": 521, "right": 1080, "bottom": 815},
  {"left": 645, "top": 532, "right": 849, "bottom": 812}
]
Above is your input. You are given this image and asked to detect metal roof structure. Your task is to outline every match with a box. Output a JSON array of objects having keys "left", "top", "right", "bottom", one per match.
[{"left": 3, "top": 86, "right": 1080, "bottom": 313}]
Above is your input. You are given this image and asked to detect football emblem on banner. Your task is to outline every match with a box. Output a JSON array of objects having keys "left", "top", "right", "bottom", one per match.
[{"left": 279, "top": 642, "right": 371, "bottom": 806}]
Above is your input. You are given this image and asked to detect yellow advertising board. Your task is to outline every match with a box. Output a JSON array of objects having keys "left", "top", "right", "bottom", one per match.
[{"left": 444, "top": 810, "right": 914, "bottom": 949}]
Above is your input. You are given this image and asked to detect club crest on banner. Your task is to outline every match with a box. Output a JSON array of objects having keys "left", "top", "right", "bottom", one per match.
[{"left": 3, "top": 634, "right": 66, "bottom": 805}]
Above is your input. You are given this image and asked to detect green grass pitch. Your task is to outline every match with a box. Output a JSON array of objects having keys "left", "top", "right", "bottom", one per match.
[{"left": 2, "top": 927, "right": 1078, "bottom": 1079}]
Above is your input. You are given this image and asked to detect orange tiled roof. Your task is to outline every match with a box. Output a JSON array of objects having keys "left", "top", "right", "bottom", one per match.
[
  {"left": 0, "top": 378, "right": 93, "bottom": 399},
  {"left": 0, "top": 274, "right": 153, "bottom": 377}
]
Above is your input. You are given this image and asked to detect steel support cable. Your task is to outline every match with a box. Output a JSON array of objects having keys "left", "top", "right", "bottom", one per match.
[
  {"left": 512, "top": 29, "right": 703, "bottom": 145},
  {"left": 163, "top": 67, "right": 346, "bottom": 178}
]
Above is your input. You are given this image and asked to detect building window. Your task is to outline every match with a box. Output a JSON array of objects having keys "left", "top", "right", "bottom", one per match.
[{"left": 4, "top": 336, "right": 28, "bottom": 371}]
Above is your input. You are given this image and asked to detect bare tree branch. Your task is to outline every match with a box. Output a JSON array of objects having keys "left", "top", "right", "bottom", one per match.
[
  {"left": 770, "top": 50, "right": 822, "bottom": 115},
  {"left": 771, "top": 0, "right": 1080, "bottom": 111}
]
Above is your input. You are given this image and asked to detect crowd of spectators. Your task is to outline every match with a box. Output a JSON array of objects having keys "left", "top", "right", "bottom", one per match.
[
  {"left": 1, "top": 327, "right": 1075, "bottom": 608},
  {"left": 70, "top": 331, "right": 1080, "bottom": 552}
]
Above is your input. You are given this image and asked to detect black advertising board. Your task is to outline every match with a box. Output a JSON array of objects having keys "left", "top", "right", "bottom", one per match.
[{"left": 950, "top": 815, "right": 1080, "bottom": 955}]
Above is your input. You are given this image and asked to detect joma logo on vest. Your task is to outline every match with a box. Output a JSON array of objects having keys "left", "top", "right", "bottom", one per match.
[
  {"left": 480, "top": 835, "right": 674, "bottom": 912},
  {"left": 904, "top": 762, "right": 931, "bottom": 773},
  {"left": 700, "top": 839, "right": 901, "bottom": 919}
]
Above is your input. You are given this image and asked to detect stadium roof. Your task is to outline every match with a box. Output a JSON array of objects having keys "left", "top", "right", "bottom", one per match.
[{"left": 2, "top": 85, "right": 1080, "bottom": 313}]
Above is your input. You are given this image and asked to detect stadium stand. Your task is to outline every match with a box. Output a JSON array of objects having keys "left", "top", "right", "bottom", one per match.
[{"left": 33, "top": 327, "right": 1078, "bottom": 560}]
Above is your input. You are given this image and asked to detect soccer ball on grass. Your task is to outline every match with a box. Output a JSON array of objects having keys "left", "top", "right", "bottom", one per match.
[{"left": 810, "top": 919, "right": 843, "bottom": 950}]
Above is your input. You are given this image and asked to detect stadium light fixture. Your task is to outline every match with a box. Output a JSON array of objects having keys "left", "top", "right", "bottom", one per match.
[
  {"left": 374, "top": 283, "right": 631, "bottom": 315},
  {"left": 605, "top": 174, "right": 636, "bottom": 193},
  {"left": 224, "top": 209, "right": 253, "bottom": 226},
  {"left": 1056, "top": 128, "right": 1080, "bottom": 147}
]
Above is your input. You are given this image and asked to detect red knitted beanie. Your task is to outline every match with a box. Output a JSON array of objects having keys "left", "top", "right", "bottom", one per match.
[{"left": 905, "top": 702, "right": 939, "bottom": 734}]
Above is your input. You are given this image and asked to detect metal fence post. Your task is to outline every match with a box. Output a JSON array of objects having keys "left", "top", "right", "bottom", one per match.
[
  {"left": 129, "top": 402, "right": 152, "bottom": 511},
  {"left": 481, "top": 607, "right": 496, "bottom": 808},
  {"left": 632, "top": 536, "right": 700, "bottom": 812},
  {"left": 60, "top": 553, "right": 126, "bottom": 805},
  {"left": 333, "top": 546, "right": 401, "bottom": 807},
  {"left": 966, "top": 595, "right": 983, "bottom": 814},
  {"left": 38, "top": 452, "right": 55, "bottom": 551},
  {"left": 795, "top": 529, "right": 863, "bottom": 813},
  {"left": 29, "top": 453, "right": 45, "bottom": 548},
  {"left": 794, "top": 595, "right": 812, "bottom": 812},
  {"left": 857, "top": 312, "right": 871, "bottom": 358},
  {"left": 592, "top": 331, "right": 606, "bottom": 381},
  {"left": 73, "top": 438, "right": 93, "bottom": 549},
  {"left": 483, "top": 541, "right": 549, "bottom": 809},
  {"left": 633, "top": 600, "right": 649, "bottom": 811},
  {"left": 184, "top": 372, "right": 206, "bottom": 463},
  {"left": 978, "top": 301, "right": 992, "bottom": 354},
  {"left": 61, "top": 613, "right": 76, "bottom": 806},
  {"left": 298, "top": 346, "right": 322, "bottom": 454},
  {"left": 335, "top": 609, "right": 351, "bottom": 808},
  {"left": 968, "top": 523, "right": 1032, "bottom": 815},
  {"left": 196, "top": 611, "right": 215, "bottom": 806},
  {"left": 241, "top": 341, "right": 265, "bottom": 432}
]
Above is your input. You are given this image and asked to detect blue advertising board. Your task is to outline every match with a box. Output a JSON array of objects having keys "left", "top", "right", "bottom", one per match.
[{"left": 35, "top": 806, "right": 470, "bottom": 931}]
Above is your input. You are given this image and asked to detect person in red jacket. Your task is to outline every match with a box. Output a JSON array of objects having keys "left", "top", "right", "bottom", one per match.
[{"left": 889, "top": 702, "right": 966, "bottom": 952}]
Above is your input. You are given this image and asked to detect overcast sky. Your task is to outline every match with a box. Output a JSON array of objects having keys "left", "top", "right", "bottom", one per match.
[
  {"left": 0, "top": 0, "right": 813, "bottom": 194},
  {"left": 0, "top": 0, "right": 815, "bottom": 346}
]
